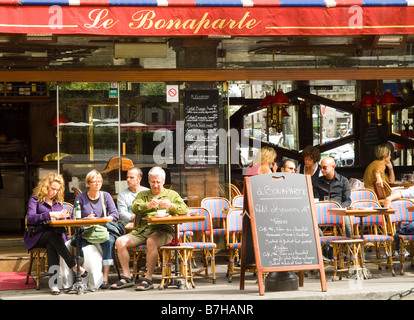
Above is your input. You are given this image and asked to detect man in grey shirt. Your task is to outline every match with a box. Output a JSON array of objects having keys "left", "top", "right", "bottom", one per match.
[{"left": 117, "top": 167, "right": 149, "bottom": 232}]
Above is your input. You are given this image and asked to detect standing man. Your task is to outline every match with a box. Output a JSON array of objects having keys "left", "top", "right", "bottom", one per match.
[
  {"left": 314, "top": 156, "right": 352, "bottom": 238},
  {"left": 117, "top": 167, "right": 149, "bottom": 232},
  {"left": 111, "top": 166, "right": 188, "bottom": 291}
]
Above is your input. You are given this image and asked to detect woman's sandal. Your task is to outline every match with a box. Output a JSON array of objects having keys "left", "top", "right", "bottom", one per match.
[
  {"left": 135, "top": 278, "right": 154, "bottom": 291},
  {"left": 110, "top": 276, "right": 135, "bottom": 290}
]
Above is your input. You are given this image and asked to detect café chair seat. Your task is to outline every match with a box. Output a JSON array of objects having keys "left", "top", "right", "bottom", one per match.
[{"left": 180, "top": 207, "right": 217, "bottom": 284}]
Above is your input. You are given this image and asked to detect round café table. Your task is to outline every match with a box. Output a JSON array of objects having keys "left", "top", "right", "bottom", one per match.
[
  {"left": 48, "top": 217, "right": 111, "bottom": 294},
  {"left": 328, "top": 207, "right": 396, "bottom": 279}
]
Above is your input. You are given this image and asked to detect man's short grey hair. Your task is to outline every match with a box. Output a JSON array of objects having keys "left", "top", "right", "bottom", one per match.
[{"left": 148, "top": 166, "right": 165, "bottom": 181}]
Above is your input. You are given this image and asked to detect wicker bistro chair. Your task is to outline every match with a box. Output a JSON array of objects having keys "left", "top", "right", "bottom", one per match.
[
  {"left": 232, "top": 195, "right": 243, "bottom": 208},
  {"left": 351, "top": 200, "right": 395, "bottom": 276},
  {"left": 25, "top": 202, "right": 74, "bottom": 290},
  {"left": 225, "top": 208, "right": 243, "bottom": 283},
  {"left": 130, "top": 245, "right": 147, "bottom": 281},
  {"left": 315, "top": 201, "right": 351, "bottom": 269},
  {"left": 180, "top": 207, "right": 217, "bottom": 284},
  {"left": 351, "top": 189, "right": 379, "bottom": 203},
  {"left": 62, "top": 202, "right": 74, "bottom": 237},
  {"left": 315, "top": 201, "right": 349, "bottom": 239},
  {"left": 201, "top": 197, "right": 231, "bottom": 249},
  {"left": 389, "top": 198, "right": 414, "bottom": 275},
  {"left": 25, "top": 241, "right": 48, "bottom": 290},
  {"left": 219, "top": 183, "right": 241, "bottom": 203},
  {"left": 373, "top": 181, "right": 393, "bottom": 206}
]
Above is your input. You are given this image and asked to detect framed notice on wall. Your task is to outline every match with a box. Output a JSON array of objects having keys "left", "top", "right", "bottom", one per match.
[
  {"left": 240, "top": 172, "right": 327, "bottom": 295},
  {"left": 184, "top": 89, "right": 219, "bottom": 169}
]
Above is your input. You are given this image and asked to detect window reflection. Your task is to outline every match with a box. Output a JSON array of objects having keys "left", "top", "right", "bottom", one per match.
[{"left": 239, "top": 81, "right": 355, "bottom": 168}]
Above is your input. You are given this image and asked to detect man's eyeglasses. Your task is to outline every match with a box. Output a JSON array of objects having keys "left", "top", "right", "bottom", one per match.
[
  {"left": 286, "top": 167, "right": 296, "bottom": 171},
  {"left": 321, "top": 166, "right": 329, "bottom": 170}
]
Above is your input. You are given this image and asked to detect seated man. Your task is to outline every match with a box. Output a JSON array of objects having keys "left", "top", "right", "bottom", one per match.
[
  {"left": 111, "top": 166, "right": 188, "bottom": 291},
  {"left": 314, "top": 157, "right": 352, "bottom": 236},
  {"left": 117, "top": 167, "right": 149, "bottom": 232},
  {"left": 280, "top": 159, "right": 296, "bottom": 173},
  {"left": 313, "top": 157, "right": 352, "bottom": 259}
]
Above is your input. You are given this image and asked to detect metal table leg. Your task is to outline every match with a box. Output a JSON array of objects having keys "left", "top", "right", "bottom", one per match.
[{"left": 69, "top": 227, "right": 87, "bottom": 295}]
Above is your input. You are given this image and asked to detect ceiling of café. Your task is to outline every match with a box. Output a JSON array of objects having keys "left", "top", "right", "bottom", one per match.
[{"left": 0, "top": 33, "right": 413, "bottom": 71}]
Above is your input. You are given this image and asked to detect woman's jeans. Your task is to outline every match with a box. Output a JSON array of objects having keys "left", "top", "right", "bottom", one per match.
[{"left": 80, "top": 234, "right": 116, "bottom": 266}]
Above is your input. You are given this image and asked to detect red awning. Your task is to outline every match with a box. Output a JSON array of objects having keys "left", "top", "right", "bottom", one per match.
[
  {"left": 0, "top": 0, "right": 412, "bottom": 7},
  {"left": 0, "top": 2, "right": 413, "bottom": 36}
]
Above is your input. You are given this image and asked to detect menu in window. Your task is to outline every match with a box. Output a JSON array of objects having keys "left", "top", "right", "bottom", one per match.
[{"left": 184, "top": 89, "right": 219, "bottom": 168}]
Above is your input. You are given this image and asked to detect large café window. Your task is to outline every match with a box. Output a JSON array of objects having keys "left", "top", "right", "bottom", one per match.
[
  {"left": 56, "top": 82, "right": 229, "bottom": 204},
  {"left": 236, "top": 81, "right": 355, "bottom": 167}
]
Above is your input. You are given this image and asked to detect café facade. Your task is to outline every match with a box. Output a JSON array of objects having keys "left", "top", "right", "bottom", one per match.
[{"left": 1, "top": 0, "right": 414, "bottom": 232}]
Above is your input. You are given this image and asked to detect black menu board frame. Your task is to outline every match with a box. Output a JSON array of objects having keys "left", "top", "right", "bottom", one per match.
[
  {"left": 240, "top": 172, "right": 327, "bottom": 295},
  {"left": 184, "top": 89, "right": 220, "bottom": 169}
]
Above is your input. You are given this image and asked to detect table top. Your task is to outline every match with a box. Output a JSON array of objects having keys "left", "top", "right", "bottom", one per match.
[
  {"left": 389, "top": 182, "right": 414, "bottom": 188},
  {"left": 328, "top": 208, "right": 396, "bottom": 217},
  {"left": 146, "top": 215, "right": 205, "bottom": 224},
  {"left": 48, "top": 217, "right": 111, "bottom": 227}
]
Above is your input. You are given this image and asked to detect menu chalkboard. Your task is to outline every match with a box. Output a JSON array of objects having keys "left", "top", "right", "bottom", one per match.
[
  {"left": 240, "top": 172, "right": 327, "bottom": 295},
  {"left": 184, "top": 89, "right": 219, "bottom": 168}
]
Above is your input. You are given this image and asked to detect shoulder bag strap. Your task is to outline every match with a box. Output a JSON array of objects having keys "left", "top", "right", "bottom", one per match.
[{"left": 100, "top": 191, "right": 107, "bottom": 217}]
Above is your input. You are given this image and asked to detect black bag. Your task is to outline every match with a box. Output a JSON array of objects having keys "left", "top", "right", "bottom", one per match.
[
  {"left": 27, "top": 223, "right": 50, "bottom": 237},
  {"left": 104, "top": 221, "right": 126, "bottom": 238},
  {"left": 99, "top": 191, "right": 126, "bottom": 238},
  {"left": 27, "top": 223, "right": 65, "bottom": 237}
]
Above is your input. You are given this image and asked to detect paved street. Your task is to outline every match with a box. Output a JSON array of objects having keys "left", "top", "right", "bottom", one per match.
[{"left": 2, "top": 257, "right": 414, "bottom": 301}]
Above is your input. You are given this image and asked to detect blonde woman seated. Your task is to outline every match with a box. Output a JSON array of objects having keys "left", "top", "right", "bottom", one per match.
[
  {"left": 363, "top": 143, "right": 395, "bottom": 191},
  {"left": 24, "top": 172, "right": 87, "bottom": 295},
  {"left": 245, "top": 146, "right": 277, "bottom": 177}
]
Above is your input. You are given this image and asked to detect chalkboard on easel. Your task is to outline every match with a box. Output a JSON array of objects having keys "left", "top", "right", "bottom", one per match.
[{"left": 240, "top": 172, "right": 327, "bottom": 295}]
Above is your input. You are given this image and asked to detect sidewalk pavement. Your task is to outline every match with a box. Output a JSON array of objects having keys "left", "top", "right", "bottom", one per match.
[{"left": 2, "top": 261, "right": 414, "bottom": 301}]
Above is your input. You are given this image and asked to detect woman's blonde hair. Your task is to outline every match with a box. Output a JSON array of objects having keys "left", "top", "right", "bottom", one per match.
[
  {"left": 252, "top": 146, "right": 277, "bottom": 166},
  {"left": 375, "top": 143, "right": 392, "bottom": 160},
  {"left": 33, "top": 172, "right": 65, "bottom": 204},
  {"left": 85, "top": 169, "right": 103, "bottom": 188}
]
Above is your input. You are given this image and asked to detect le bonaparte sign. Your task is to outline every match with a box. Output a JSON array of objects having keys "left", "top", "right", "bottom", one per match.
[{"left": 1, "top": 5, "right": 414, "bottom": 36}]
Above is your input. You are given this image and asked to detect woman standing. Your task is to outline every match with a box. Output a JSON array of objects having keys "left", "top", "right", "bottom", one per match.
[
  {"left": 75, "top": 169, "right": 119, "bottom": 289},
  {"left": 24, "top": 172, "right": 87, "bottom": 295},
  {"left": 363, "top": 143, "right": 395, "bottom": 191}
]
